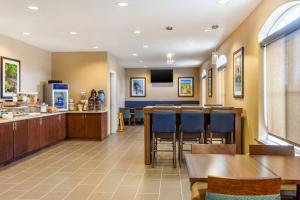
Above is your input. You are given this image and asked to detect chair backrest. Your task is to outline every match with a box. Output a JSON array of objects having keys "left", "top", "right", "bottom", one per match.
[
  {"left": 120, "top": 107, "right": 131, "bottom": 119},
  {"left": 210, "top": 111, "right": 235, "bottom": 133},
  {"left": 206, "top": 176, "right": 281, "bottom": 198},
  {"left": 192, "top": 144, "right": 236, "bottom": 154},
  {"left": 155, "top": 104, "right": 175, "bottom": 106},
  {"left": 180, "top": 111, "right": 205, "bottom": 133},
  {"left": 249, "top": 144, "right": 295, "bottom": 156},
  {"left": 134, "top": 108, "right": 144, "bottom": 119},
  {"left": 152, "top": 110, "right": 176, "bottom": 133}
]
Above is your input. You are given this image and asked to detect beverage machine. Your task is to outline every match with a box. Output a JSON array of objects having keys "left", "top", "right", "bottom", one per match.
[{"left": 44, "top": 83, "right": 69, "bottom": 111}]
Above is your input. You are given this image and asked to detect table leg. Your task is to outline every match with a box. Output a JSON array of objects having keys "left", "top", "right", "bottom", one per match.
[{"left": 297, "top": 184, "right": 300, "bottom": 200}]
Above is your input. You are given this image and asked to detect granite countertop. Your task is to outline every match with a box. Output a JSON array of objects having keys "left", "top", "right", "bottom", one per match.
[{"left": 0, "top": 109, "right": 108, "bottom": 124}]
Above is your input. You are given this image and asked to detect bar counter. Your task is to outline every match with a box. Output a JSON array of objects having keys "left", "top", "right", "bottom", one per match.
[{"left": 143, "top": 106, "right": 243, "bottom": 165}]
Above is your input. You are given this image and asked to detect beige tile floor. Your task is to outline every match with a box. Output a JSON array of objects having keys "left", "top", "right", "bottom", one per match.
[{"left": 0, "top": 126, "right": 191, "bottom": 200}]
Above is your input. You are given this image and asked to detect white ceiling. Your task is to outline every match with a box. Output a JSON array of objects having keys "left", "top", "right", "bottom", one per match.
[{"left": 0, "top": 0, "right": 261, "bottom": 68}]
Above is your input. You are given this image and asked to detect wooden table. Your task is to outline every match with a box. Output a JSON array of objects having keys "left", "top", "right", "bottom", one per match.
[
  {"left": 143, "top": 106, "right": 243, "bottom": 165},
  {"left": 185, "top": 154, "right": 278, "bottom": 184},
  {"left": 252, "top": 156, "right": 300, "bottom": 199}
]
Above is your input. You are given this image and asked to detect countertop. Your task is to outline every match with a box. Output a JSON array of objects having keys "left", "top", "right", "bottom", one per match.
[{"left": 0, "top": 109, "right": 108, "bottom": 124}]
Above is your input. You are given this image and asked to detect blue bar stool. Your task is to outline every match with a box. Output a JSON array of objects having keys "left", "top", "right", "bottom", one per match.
[
  {"left": 152, "top": 110, "right": 176, "bottom": 168},
  {"left": 179, "top": 111, "right": 205, "bottom": 167},
  {"left": 210, "top": 111, "right": 235, "bottom": 144}
]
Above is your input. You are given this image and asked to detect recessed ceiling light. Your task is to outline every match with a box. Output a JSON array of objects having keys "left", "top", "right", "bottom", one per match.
[
  {"left": 69, "top": 31, "right": 77, "bottom": 35},
  {"left": 23, "top": 32, "right": 31, "bottom": 36},
  {"left": 134, "top": 30, "right": 141, "bottom": 34},
  {"left": 117, "top": 2, "right": 128, "bottom": 7},
  {"left": 27, "top": 6, "right": 39, "bottom": 10},
  {"left": 217, "top": 0, "right": 230, "bottom": 5},
  {"left": 204, "top": 29, "right": 212, "bottom": 32},
  {"left": 132, "top": 53, "right": 138, "bottom": 57},
  {"left": 166, "top": 26, "right": 174, "bottom": 31},
  {"left": 93, "top": 46, "right": 99, "bottom": 49},
  {"left": 143, "top": 45, "right": 149, "bottom": 49}
]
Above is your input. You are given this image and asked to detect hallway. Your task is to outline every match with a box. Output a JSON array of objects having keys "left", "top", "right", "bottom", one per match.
[{"left": 0, "top": 126, "right": 190, "bottom": 200}]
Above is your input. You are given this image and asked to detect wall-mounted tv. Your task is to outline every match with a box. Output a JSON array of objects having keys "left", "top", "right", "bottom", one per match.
[{"left": 151, "top": 69, "right": 173, "bottom": 83}]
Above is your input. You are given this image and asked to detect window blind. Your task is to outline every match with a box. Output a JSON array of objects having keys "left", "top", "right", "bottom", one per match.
[{"left": 266, "top": 29, "right": 300, "bottom": 145}]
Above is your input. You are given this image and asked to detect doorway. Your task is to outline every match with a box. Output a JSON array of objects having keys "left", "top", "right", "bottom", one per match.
[{"left": 110, "top": 72, "right": 117, "bottom": 134}]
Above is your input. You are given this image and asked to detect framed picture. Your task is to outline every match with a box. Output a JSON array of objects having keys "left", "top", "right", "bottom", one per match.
[
  {"left": 178, "top": 77, "right": 194, "bottom": 97},
  {"left": 233, "top": 47, "right": 244, "bottom": 98},
  {"left": 130, "top": 77, "right": 146, "bottom": 97},
  {"left": 208, "top": 68, "right": 212, "bottom": 97},
  {"left": 1, "top": 57, "right": 21, "bottom": 99}
]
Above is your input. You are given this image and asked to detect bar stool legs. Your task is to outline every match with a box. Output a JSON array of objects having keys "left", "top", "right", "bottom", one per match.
[
  {"left": 151, "top": 132, "right": 155, "bottom": 168},
  {"left": 173, "top": 132, "right": 176, "bottom": 168}
]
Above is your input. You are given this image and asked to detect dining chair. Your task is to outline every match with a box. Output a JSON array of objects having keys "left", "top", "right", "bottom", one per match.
[
  {"left": 134, "top": 108, "right": 144, "bottom": 125},
  {"left": 205, "top": 176, "right": 281, "bottom": 200},
  {"left": 120, "top": 107, "right": 131, "bottom": 126},
  {"left": 179, "top": 110, "right": 205, "bottom": 167},
  {"left": 249, "top": 144, "right": 296, "bottom": 200},
  {"left": 152, "top": 110, "right": 176, "bottom": 168},
  {"left": 209, "top": 111, "right": 235, "bottom": 144},
  {"left": 191, "top": 144, "right": 236, "bottom": 200}
]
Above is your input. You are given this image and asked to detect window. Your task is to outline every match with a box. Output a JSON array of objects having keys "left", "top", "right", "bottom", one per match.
[
  {"left": 262, "top": 3, "right": 300, "bottom": 146},
  {"left": 216, "top": 55, "right": 227, "bottom": 105}
]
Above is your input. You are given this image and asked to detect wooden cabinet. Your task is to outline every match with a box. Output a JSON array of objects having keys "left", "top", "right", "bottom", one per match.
[
  {"left": 27, "top": 118, "right": 41, "bottom": 152},
  {"left": 13, "top": 120, "right": 29, "bottom": 158},
  {"left": 67, "top": 113, "right": 108, "bottom": 140},
  {"left": 40, "top": 117, "right": 50, "bottom": 148},
  {"left": 67, "top": 114, "right": 85, "bottom": 138},
  {"left": 0, "top": 122, "right": 14, "bottom": 164}
]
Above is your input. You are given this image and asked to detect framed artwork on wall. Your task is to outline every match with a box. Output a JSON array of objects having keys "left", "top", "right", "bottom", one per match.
[
  {"left": 130, "top": 77, "right": 146, "bottom": 97},
  {"left": 1, "top": 57, "right": 21, "bottom": 99},
  {"left": 208, "top": 68, "right": 212, "bottom": 98},
  {"left": 178, "top": 77, "right": 194, "bottom": 97},
  {"left": 233, "top": 47, "right": 244, "bottom": 98}
]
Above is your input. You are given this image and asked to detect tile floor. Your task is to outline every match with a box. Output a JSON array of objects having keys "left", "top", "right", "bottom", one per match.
[{"left": 0, "top": 126, "right": 191, "bottom": 200}]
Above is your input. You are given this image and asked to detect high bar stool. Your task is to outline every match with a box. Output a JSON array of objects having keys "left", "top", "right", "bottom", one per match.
[
  {"left": 209, "top": 111, "right": 235, "bottom": 144},
  {"left": 179, "top": 111, "right": 205, "bottom": 167},
  {"left": 152, "top": 110, "right": 176, "bottom": 168}
]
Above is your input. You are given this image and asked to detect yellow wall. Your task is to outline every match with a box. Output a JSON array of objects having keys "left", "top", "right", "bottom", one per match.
[
  {"left": 200, "top": 0, "right": 292, "bottom": 153},
  {"left": 52, "top": 52, "right": 108, "bottom": 105},
  {"left": 0, "top": 34, "right": 51, "bottom": 101},
  {"left": 125, "top": 67, "right": 200, "bottom": 101}
]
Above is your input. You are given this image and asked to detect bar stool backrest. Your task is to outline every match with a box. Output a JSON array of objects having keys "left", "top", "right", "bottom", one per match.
[
  {"left": 152, "top": 110, "right": 176, "bottom": 133},
  {"left": 134, "top": 108, "right": 144, "bottom": 120},
  {"left": 180, "top": 111, "right": 205, "bottom": 133},
  {"left": 120, "top": 107, "right": 131, "bottom": 119},
  {"left": 210, "top": 111, "right": 235, "bottom": 133}
]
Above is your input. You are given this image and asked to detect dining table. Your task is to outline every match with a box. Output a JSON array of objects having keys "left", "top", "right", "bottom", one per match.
[{"left": 185, "top": 154, "right": 300, "bottom": 199}]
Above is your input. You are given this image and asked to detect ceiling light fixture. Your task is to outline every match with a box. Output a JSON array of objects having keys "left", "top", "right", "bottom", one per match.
[
  {"left": 132, "top": 53, "right": 138, "bottom": 57},
  {"left": 143, "top": 45, "right": 149, "bottom": 49},
  {"left": 117, "top": 2, "right": 128, "bottom": 7},
  {"left": 23, "top": 32, "right": 31, "bottom": 35},
  {"left": 69, "top": 31, "right": 77, "bottom": 35},
  {"left": 134, "top": 30, "right": 141, "bottom": 34},
  {"left": 27, "top": 6, "right": 39, "bottom": 10},
  {"left": 93, "top": 46, "right": 99, "bottom": 49},
  {"left": 217, "top": 0, "right": 230, "bottom": 5},
  {"left": 204, "top": 28, "right": 212, "bottom": 32},
  {"left": 166, "top": 53, "right": 175, "bottom": 65},
  {"left": 166, "top": 26, "right": 174, "bottom": 31}
]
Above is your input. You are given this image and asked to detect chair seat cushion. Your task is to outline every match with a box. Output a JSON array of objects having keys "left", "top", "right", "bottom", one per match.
[{"left": 205, "top": 192, "right": 280, "bottom": 200}]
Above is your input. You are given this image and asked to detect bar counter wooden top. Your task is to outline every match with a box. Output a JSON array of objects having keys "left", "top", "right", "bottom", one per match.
[{"left": 143, "top": 106, "right": 243, "bottom": 165}]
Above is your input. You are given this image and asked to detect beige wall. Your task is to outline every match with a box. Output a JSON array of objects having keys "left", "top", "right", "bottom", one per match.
[
  {"left": 200, "top": 0, "right": 292, "bottom": 153},
  {"left": 0, "top": 34, "right": 51, "bottom": 101},
  {"left": 125, "top": 67, "right": 200, "bottom": 101},
  {"left": 51, "top": 52, "right": 108, "bottom": 105}
]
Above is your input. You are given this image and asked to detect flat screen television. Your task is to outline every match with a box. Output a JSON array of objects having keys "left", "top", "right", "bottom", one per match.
[{"left": 151, "top": 69, "right": 173, "bottom": 83}]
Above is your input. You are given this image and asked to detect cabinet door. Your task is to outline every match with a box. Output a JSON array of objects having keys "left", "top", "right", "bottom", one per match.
[
  {"left": 67, "top": 114, "right": 85, "bottom": 138},
  {"left": 40, "top": 117, "right": 50, "bottom": 148},
  {"left": 58, "top": 114, "right": 66, "bottom": 140},
  {"left": 48, "top": 115, "right": 57, "bottom": 144},
  {"left": 27, "top": 118, "right": 41, "bottom": 152},
  {"left": 100, "top": 113, "right": 108, "bottom": 140},
  {"left": 14, "top": 120, "right": 29, "bottom": 158},
  {"left": 0, "top": 123, "right": 14, "bottom": 163},
  {"left": 85, "top": 114, "right": 101, "bottom": 139}
]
